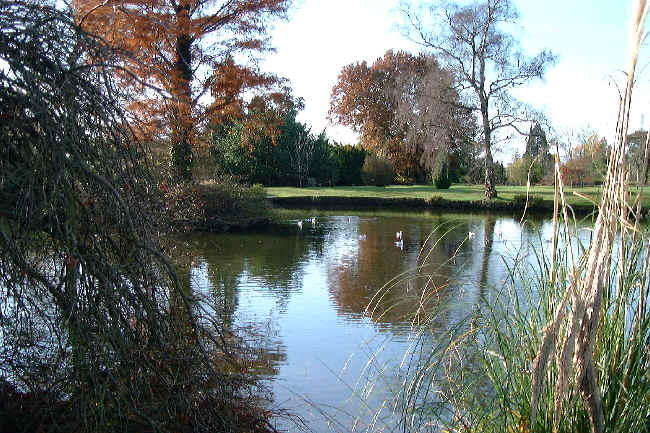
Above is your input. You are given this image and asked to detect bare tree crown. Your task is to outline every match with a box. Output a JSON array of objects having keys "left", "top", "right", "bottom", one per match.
[{"left": 400, "top": 0, "right": 557, "bottom": 198}]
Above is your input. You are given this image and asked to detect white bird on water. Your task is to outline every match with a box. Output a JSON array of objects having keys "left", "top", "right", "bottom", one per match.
[
  {"left": 395, "top": 231, "right": 404, "bottom": 249},
  {"left": 311, "top": 217, "right": 317, "bottom": 225},
  {"left": 468, "top": 231, "right": 476, "bottom": 239},
  {"left": 297, "top": 220, "right": 303, "bottom": 229}
]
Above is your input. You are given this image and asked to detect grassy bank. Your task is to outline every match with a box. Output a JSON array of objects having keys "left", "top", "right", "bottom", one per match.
[
  {"left": 266, "top": 184, "right": 649, "bottom": 205},
  {"left": 265, "top": 184, "right": 650, "bottom": 216}
]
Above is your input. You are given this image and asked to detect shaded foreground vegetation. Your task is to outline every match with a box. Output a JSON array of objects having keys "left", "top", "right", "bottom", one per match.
[{"left": 0, "top": 3, "right": 277, "bottom": 432}]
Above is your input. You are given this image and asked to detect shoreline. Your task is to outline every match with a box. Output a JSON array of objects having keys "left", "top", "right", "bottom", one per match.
[
  {"left": 267, "top": 195, "right": 605, "bottom": 217},
  {"left": 192, "top": 184, "right": 650, "bottom": 232},
  {"left": 264, "top": 184, "right": 650, "bottom": 220}
]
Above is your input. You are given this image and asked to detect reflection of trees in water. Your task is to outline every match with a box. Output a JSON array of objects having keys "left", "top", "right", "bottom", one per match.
[
  {"left": 478, "top": 215, "right": 496, "bottom": 293},
  {"left": 186, "top": 227, "right": 321, "bottom": 321},
  {"left": 179, "top": 215, "right": 525, "bottom": 387},
  {"left": 327, "top": 217, "right": 475, "bottom": 331},
  {"left": 235, "top": 321, "right": 287, "bottom": 378},
  {"left": 184, "top": 215, "right": 511, "bottom": 337},
  {"left": 183, "top": 229, "right": 326, "bottom": 380},
  {"left": 193, "top": 260, "right": 241, "bottom": 329}
]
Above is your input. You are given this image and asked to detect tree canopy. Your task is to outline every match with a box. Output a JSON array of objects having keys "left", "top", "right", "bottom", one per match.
[
  {"left": 73, "top": 0, "right": 292, "bottom": 180},
  {"left": 329, "top": 50, "right": 473, "bottom": 183},
  {"left": 211, "top": 105, "right": 350, "bottom": 187},
  {"left": 524, "top": 123, "right": 550, "bottom": 159},
  {"left": 626, "top": 129, "right": 649, "bottom": 184},
  {"left": 553, "top": 131, "right": 610, "bottom": 187}
]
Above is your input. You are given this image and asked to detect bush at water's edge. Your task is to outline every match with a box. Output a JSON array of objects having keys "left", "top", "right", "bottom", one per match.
[{"left": 195, "top": 179, "right": 272, "bottom": 231}]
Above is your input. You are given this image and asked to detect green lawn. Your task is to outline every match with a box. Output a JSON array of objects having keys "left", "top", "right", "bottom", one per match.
[{"left": 266, "top": 184, "right": 650, "bottom": 208}]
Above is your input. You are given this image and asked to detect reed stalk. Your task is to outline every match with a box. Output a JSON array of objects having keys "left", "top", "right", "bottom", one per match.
[
  {"left": 364, "top": 3, "right": 649, "bottom": 432},
  {"left": 531, "top": 3, "right": 648, "bottom": 432}
]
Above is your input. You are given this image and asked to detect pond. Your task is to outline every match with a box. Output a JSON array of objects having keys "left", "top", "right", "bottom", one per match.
[{"left": 184, "top": 209, "right": 594, "bottom": 432}]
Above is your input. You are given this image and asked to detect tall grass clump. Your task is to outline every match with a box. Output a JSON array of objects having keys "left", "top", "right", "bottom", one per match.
[
  {"left": 369, "top": 2, "right": 649, "bottom": 432},
  {"left": 390, "top": 227, "right": 649, "bottom": 433}
]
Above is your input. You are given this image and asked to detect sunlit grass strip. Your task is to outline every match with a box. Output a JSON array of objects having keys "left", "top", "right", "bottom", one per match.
[{"left": 266, "top": 185, "right": 650, "bottom": 211}]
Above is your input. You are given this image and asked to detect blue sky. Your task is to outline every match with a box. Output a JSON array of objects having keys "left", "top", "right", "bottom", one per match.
[{"left": 262, "top": 0, "right": 649, "bottom": 162}]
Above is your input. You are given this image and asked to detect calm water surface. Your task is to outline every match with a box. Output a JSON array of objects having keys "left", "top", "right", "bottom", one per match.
[{"left": 185, "top": 209, "right": 592, "bottom": 432}]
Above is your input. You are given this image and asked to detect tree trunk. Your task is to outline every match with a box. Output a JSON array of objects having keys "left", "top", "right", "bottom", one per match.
[
  {"left": 170, "top": 2, "right": 193, "bottom": 182},
  {"left": 481, "top": 106, "right": 498, "bottom": 199},
  {"left": 484, "top": 148, "right": 497, "bottom": 198}
]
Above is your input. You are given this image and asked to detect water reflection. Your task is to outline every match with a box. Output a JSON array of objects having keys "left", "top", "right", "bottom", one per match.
[
  {"left": 326, "top": 216, "right": 477, "bottom": 333},
  {"left": 479, "top": 215, "right": 496, "bottom": 293},
  {"left": 187, "top": 226, "right": 321, "bottom": 315},
  {"left": 185, "top": 210, "right": 579, "bottom": 432}
]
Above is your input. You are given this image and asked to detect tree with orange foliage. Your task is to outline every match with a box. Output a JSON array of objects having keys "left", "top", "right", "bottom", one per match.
[
  {"left": 73, "top": 0, "right": 292, "bottom": 181},
  {"left": 329, "top": 50, "right": 473, "bottom": 183}
]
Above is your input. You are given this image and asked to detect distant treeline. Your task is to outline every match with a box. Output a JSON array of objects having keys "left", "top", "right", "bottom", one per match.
[
  {"left": 207, "top": 108, "right": 511, "bottom": 188},
  {"left": 210, "top": 109, "right": 367, "bottom": 187}
]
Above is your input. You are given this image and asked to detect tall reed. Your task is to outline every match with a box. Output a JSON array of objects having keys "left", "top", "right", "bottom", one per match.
[
  {"left": 375, "top": 181, "right": 649, "bottom": 433},
  {"left": 366, "top": 2, "right": 649, "bottom": 432},
  {"left": 531, "top": 2, "right": 648, "bottom": 432}
]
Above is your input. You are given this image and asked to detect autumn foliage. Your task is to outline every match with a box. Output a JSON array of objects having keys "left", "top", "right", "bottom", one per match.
[
  {"left": 73, "top": 0, "right": 292, "bottom": 180},
  {"left": 329, "top": 50, "right": 472, "bottom": 183}
]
